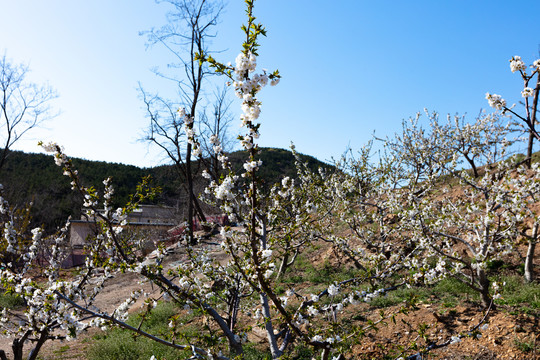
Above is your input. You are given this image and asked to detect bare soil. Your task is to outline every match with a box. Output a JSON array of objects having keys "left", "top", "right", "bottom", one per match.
[
  {"left": 353, "top": 304, "right": 539, "bottom": 359},
  {"left": 1, "top": 235, "right": 538, "bottom": 360}
]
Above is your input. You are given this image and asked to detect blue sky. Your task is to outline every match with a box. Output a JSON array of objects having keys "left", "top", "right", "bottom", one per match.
[{"left": 0, "top": 0, "right": 539, "bottom": 168}]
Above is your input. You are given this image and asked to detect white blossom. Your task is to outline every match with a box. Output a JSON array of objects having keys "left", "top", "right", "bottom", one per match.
[
  {"left": 522, "top": 87, "right": 534, "bottom": 98},
  {"left": 509, "top": 56, "right": 526, "bottom": 73},
  {"left": 485, "top": 93, "right": 506, "bottom": 110},
  {"left": 327, "top": 284, "right": 339, "bottom": 296},
  {"left": 261, "top": 249, "right": 272, "bottom": 258}
]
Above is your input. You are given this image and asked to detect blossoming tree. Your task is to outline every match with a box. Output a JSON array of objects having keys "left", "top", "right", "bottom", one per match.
[
  {"left": 485, "top": 55, "right": 540, "bottom": 282},
  {"left": 1, "top": 2, "right": 539, "bottom": 360}
]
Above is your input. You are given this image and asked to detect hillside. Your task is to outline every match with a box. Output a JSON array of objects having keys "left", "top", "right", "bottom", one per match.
[
  {"left": 1, "top": 149, "right": 539, "bottom": 359},
  {"left": 23, "top": 169, "right": 540, "bottom": 359},
  {"left": 0, "top": 148, "right": 330, "bottom": 231}
]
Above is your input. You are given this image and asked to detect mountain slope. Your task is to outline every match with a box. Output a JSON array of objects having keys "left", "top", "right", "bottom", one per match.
[{"left": 0, "top": 148, "right": 331, "bottom": 231}]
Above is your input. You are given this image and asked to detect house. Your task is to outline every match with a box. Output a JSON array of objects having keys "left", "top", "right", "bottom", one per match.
[{"left": 65, "top": 205, "right": 178, "bottom": 267}]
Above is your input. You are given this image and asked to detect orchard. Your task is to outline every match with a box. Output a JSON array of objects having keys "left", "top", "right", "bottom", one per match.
[{"left": 0, "top": 1, "right": 539, "bottom": 359}]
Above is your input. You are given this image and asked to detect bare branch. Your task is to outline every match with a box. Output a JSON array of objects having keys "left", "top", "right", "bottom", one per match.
[{"left": 0, "top": 53, "right": 58, "bottom": 172}]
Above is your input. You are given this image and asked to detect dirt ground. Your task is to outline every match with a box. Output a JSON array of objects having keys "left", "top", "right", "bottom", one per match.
[
  {"left": 352, "top": 304, "right": 539, "bottom": 359},
  {"left": 1, "top": 238, "right": 538, "bottom": 360}
]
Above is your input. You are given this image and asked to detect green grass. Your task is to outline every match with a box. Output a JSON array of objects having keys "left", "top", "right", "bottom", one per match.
[
  {"left": 280, "top": 256, "right": 486, "bottom": 310},
  {"left": 279, "top": 254, "right": 311, "bottom": 284},
  {"left": 234, "top": 343, "right": 313, "bottom": 360},
  {"left": 53, "top": 344, "right": 71, "bottom": 357},
  {"left": 368, "top": 278, "right": 479, "bottom": 309},
  {"left": 87, "top": 302, "right": 189, "bottom": 360},
  {"left": 0, "top": 291, "right": 25, "bottom": 309},
  {"left": 368, "top": 286, "right": 425, "bottom": 308},
  {"left": 310, "top": 261, "right": 359, "bottom": 284},
  {"left": 514, "top": 334, "right": 539, "bottom": 353},
  {"left": 366, "top": 274, "right": 540, "bottom": 319},
  {"left": 88, "top": 300, "right": 316, "bottom": 360},
  {"left": 241, "top": 344, "right": 272, "bottom": 360},
  {"left": 280, "top": 253, "right": 360, "bottom": 287},
  {"left": 434, "top": 277, "right": 478, "bottom": 298},
  {"left": 495, "top": 275, "right": 540, "bottom": 315}
]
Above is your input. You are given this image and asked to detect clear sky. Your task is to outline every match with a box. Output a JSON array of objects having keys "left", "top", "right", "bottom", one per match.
[{"left": 0, "top": 0, "right": 539, "bottom": 168}]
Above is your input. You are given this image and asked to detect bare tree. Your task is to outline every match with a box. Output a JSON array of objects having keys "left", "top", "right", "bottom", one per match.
[
  {"left": 0, "top": 54, "right": 57, "bottom": 172},
  {"left": 198, "top": 85, "right": 235, "bottom": 181},
  {"left": 140, "top": 0, "right": 224, "bottom": 243}
]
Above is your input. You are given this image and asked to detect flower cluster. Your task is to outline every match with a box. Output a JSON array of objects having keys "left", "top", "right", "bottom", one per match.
[
  {"left": 492, "top": 55, "right": 540, "bottom": 114},
  {"left": 485, "top": 93, "right": 506, "bottom": 110},
  {"left": 178, "top": 107, "right": 203, "bottom": 158},
  {"left": 509, "top": 55, "right": 526, "bottom": 73},
  {"left": 234, "top": 51, "right": 257, "bottom": 76},
  {"left": 521, "top": 87, "right": 534, "bottom": 97},
  {"left": 232, "top": 52, "right": 267, "bottom": 157},
  {"left": 115, "top": 290, "right": 142, "bottom": 321}
]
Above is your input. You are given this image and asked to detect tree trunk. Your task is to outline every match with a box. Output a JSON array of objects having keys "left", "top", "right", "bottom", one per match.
[
  {"left": 260, "top": 293, "right": 282, "bottom": 359},
  {"left": 12, "top": 338, "right": 23, "bottom": 360},
  {"left": 228, "top": 339, "right": 243, "bottom": 358},
  {"left": 524, "top": 240, "right": 536, "bottom": 282},
  {"left": 524, "top": 224, "right": 537, "bottom": 283},
  {"left": 186, "top": 143, "right": 195, "bottom": 244},
  {"left": 175, "top": 167, "right": 207, "bottom": 225},
  {"left": 321, "top": 348, "right": 330, "bottom": 360},
  {"left": 27, "top": 330, "right": 48, "bottom": 360},
  {"left": 276, "top": 253, "right": 289, "bottom": 282},
  {"left": 0, "top": 147, "right": 8, "bottom": 175},
  {"left": 464, "top": 155, "right": 478, "bottom": 178},
  {"left": 527, "top": 133, "right": 534, "bottom": 169},
  {"left": 477, "top": 268, "right": 492, "bottom": 309},
  {"left": 192, "top": 190, "right": 207, "bottom": 223}
]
